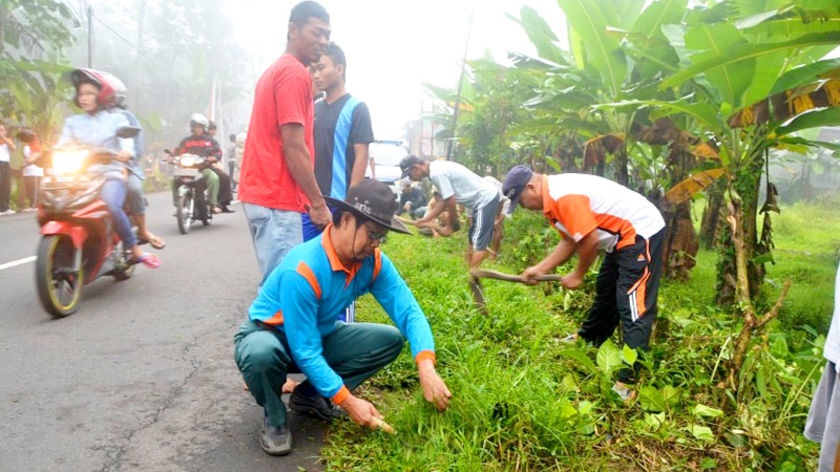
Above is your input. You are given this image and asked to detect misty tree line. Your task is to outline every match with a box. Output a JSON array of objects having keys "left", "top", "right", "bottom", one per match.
[{"left": 1, "top": 0, "right": 250, "bottom": 161}]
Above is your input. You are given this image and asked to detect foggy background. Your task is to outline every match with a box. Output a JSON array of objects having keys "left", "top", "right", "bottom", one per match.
[{"left": 64, "top": 0, "right": 566, "bottom": 147}]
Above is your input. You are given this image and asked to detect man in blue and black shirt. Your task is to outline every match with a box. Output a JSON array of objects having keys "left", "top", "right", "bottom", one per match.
[
  {"left": 234, "top": 179, "right": 452, "bottom": 456},
  {"left": 304, "top": 41, "right": 374, "bottom": 241}
]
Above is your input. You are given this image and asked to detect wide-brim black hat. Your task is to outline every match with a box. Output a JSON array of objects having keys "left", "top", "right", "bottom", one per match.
[{"left": 324, "top": 179, "right": 411, "bottom": 235}]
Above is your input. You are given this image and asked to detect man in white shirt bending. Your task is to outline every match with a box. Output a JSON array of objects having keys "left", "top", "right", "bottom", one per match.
[{"left": 400, "top": 155, "right": 501, "bottom": 268}]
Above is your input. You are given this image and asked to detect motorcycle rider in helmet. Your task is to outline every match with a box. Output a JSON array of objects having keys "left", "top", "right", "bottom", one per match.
[
  {"left": 172, "top": 114, "right": 222, "bottom": 215},
  {"left": 107, "top": 72, "right": 166, "bottom": 250},
  {"left": 206, "top": 121, "right": 235, "bottom": 212},
  {"left": 53, "top": 68, "right": 161, "bottom": 268}
]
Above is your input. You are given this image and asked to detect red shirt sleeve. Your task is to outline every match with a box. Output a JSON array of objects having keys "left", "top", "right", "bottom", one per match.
[
  {"left": 274, "top": 73, "right": 311, "bottom": 129},
  {"left": 554, "top": 194, "right": 597, "bottom": 242}
]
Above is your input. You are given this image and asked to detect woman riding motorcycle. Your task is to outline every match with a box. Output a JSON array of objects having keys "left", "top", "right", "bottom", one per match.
[{"left": 54, "top": 68, "right": 161, "bottom": 269}]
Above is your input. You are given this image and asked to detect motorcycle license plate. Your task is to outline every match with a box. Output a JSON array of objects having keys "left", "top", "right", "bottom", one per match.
[{"left": 174, "top": 168, "right": 199, "bottom": 177}]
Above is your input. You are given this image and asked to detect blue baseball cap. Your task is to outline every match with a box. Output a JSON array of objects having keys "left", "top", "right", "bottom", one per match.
[{"left": 502, "top": 165, "right": 534, "bottom": 214}]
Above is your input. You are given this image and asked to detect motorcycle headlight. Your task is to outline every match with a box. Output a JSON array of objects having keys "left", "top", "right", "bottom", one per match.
[
  {"left": 179, "top": 156, "right": 197, "bottom": 167},
  {"left": 52, "top": 150, "right": 89, "bottom": 175}
]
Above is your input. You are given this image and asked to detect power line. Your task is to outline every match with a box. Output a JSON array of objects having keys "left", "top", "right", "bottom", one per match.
[{"left": 90, "top": 12, "right": 152, "bottom": 63}]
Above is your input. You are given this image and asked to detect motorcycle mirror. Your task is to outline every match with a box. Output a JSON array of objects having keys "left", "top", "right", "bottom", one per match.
[{"left": 116, "top": 126, "right": 140, "bottom": 139}]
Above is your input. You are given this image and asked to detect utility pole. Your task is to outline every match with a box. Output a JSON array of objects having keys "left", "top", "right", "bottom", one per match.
[
  {"left": 87, "top": 6, "right": 93, "bottom": 67},
  {"left": 445, "top": 10, "right": 474, "bottom": 161}
]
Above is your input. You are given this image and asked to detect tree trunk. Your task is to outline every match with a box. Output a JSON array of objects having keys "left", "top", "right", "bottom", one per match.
[
  {"left": 133, "top": 0, "right": 147, "bottom": 109},
  {"left": 699, "top": 181, "right": 724, "bottom": 249},
  {"left": 0, "top": 1, "right": 6, "bottom": 56},
  {"left": 724, "top": 200, "right": 791, "bottom": 391},
  {"left": 662, "top": 201, "right": 699, "bottom": 280},
  {"left": 615, "top": 148, "right": 628, "bottom": 186},
  {"left": 716, "top": 157, "right": 765, "bottom": 304}
]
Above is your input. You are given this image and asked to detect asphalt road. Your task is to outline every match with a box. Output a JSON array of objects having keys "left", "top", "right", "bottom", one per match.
[{"left": 0, "top": 192, "right": 327, "bottom": 472}]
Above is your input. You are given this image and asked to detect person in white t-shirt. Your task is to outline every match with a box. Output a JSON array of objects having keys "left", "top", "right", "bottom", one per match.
[
  {"left": 0, "top": 121, "right": 17, "bottom": 215},
  {"left": 400, "top": 155, "right": 501, "bottom": 268},
  {"left": 804, "top": 263, "right": 840, "bottom": 472},
  {"left": 18, "top": 129, "right": 43, "bottom": 211}
]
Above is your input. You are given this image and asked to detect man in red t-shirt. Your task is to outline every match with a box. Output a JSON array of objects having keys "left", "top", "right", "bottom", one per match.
[{"left": 239, "top": 1, "right": 332, "bottom": 282}]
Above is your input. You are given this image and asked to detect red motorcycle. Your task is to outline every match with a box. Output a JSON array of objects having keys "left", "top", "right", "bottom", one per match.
[{"left": 34, "top": 127, "right": 140, "bottom": 318}]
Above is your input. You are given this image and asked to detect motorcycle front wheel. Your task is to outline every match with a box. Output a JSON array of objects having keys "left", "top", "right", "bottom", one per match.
[
  {"left": 36, "top": 235, "right": 84, "bottom": 318},
  {"left": 177, "top": 191, "right": 193, "bottom": 235}
]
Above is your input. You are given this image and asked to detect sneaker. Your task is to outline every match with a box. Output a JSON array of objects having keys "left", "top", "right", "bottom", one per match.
[
  {"left": 0, "top": 209, "right": 16, "bottom": 215},
  {"left": 259, "top": 416, "right": 292, "bottom": 456},
  {"left": 612, "top": 381, "right": 637, "bottom": 402},
  {"left": 289, "top": 388, "right": 346, "bottom": 422}
]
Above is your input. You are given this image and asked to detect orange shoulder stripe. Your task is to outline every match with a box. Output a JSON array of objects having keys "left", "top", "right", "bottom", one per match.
[
  {"left": 263, "top": 309, "right": 284, "bottom": 325},
  {"left": 372, "top": 248, "right": 382, "bottom": 282},
  {"left": 296, "top": 261, "right": 322, "bottom": 299}
]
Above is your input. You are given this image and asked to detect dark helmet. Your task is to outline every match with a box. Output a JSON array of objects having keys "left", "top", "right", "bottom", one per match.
[{"left": 70, "top": 68, "right": 121, "bottom": 109}]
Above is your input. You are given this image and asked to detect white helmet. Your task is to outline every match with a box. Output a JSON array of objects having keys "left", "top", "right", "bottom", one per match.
[{"left": 189, "top": 113, "right": 209, "bottom": 131}]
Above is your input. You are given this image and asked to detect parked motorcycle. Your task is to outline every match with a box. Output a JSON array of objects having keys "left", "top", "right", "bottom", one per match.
[
  {"left": 34, "top": 127, "right": 140, "bottom": 318},
  {"left": 166, "top": 150, "right": 212, "bottom": 234}
]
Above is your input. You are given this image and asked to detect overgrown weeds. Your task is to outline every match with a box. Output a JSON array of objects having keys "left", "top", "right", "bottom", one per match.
[{"left": 321, "top": 209, "right": 827, "bottom": 471}]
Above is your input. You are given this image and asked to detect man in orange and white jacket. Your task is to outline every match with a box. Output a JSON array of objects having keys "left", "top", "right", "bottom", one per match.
[{"left": 503, "top": 165, "right": 665, "bottom": 398}]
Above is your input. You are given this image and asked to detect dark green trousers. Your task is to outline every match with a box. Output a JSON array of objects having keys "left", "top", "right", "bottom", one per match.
[{"left": 233, "top": 320, "right": 404, "bottom": 427}]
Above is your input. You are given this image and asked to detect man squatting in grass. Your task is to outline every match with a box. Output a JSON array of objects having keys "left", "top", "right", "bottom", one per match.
[
  {"left": 400, "top": 155, "right": 502, "bottom": 268},
  {"left": 502, "top": 165, "right": 665, "bottom": 399},
  {"left": 234, "top": 179, "right": 452, "bottom": 456},
  {"left": 804, "top": 262, "right": 840, "bottom": 472}
]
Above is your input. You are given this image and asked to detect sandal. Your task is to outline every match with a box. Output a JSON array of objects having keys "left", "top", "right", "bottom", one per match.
[
  {"left": 146, "top": 235, "right": 166, "bottom": 250},
  {"left": 132, "top": 253, "right": 161, "bottom": 269},
  {"left": 137, "top": 235, "right": 166, "bottom": 250}
]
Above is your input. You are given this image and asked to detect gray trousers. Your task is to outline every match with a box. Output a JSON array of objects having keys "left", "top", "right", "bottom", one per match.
[{"left": 805, "top": 361, "right": 840, "bottom": 471}]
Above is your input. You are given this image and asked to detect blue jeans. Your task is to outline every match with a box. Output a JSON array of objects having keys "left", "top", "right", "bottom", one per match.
[
  {"left": 242, "top": 203, "right": 303, "bottom": 284},
  {"left": 126, "top": 173, "right": 145, "bottom": 215},
  {"left": 101, "top": 179, "right": 136, "bottom": 248}
]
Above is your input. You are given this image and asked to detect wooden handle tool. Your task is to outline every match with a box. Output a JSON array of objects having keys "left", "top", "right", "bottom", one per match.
[
  {"left": 372, "top": 417, "right": 396, "bottom": 434},
  {"left": 469, "top": 268, "right": 565, "bottom": 284}
]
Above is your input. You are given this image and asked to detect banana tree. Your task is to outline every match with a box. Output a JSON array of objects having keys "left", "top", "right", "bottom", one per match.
[
  {"left": 600, "top": 0, "right": 840, "bottom": 393},
  {"left": 513, "top": 0, "right": 722, "bottom": 279}
]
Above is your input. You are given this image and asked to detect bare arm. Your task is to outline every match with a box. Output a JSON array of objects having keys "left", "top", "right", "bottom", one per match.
[
  {"left": 0, "top": 134, "right": 15, "bottom": 151},
  {"left": 563, "top": 231, "right": 600, "bottom": 289},
  {"left": 280, "top": 123, "right": 330, "bottom": 226},
  {"left": 417, "top": 196, "right": 455, "bottom": 224},
  {"left": 349, "top": 143, "right": 369, "bottom": 187},
  {"left": 522, "top": 237, "right": 577, "bottom": 283}
]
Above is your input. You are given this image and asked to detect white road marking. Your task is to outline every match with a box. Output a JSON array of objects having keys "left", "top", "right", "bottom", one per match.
[{"left": 0, "top": 256, "right": 36, "bottom": 272}]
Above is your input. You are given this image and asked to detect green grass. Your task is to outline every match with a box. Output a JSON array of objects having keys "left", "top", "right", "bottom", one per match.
[
  {"left": 674, "top": 198, "right": 840, "bottom": 331},
  {"left": 319, "top": 203, "right": 835, "bottom": 471}
]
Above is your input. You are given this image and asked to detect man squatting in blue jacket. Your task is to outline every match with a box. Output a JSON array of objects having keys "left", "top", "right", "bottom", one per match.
[{"left": 234, "top": 179, "right": 452, "bottom": 455}]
